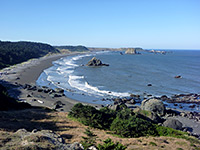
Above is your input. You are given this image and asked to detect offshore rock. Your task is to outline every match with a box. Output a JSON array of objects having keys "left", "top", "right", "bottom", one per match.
[
  {"left": 125, "top": 48, "right": 141, "bottom": 54},
  {"left": 86, "top": 57, "right": 109, "bottom": 66}
]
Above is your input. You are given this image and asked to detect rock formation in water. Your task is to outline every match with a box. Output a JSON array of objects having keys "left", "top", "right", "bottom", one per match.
[
  {"left": 125, "top": 48, "right": 140, "bottom": 54},
  {"left": 86, "top": 57, "right": 109, "bottom": 66}
]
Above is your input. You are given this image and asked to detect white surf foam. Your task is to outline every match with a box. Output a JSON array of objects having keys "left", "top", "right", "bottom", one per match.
[
  {"left": 42, "top": 51, "right": 130, "bottom": 98},
  {"left": 68, "top": 74, "right": 130, "bottom": 97},
  {"left": 85, "top": 82, "right": 130, "bottom": 97}
]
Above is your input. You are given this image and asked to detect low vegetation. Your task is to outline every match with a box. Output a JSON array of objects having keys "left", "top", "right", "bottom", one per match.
[
  {"left": 97, "top": 138, "right": 127, "bottom": 150},
  {"left": 69, "top": 103, "right": 199, "bottom": 142},
  {"left": 0, "top": 108, "right": 200, "bottom": 150}
]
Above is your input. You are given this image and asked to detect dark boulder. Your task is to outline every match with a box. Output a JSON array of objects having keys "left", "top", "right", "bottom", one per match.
[
  {"left": 175, "top": 75, "right": 182, "bottom": 78},
  {"left": 163, "top": 118, "right": 183, "bottom": 130},
  {"left": 37, "top": 88, "right": 43, "bottom": 92},
  {"left": 54, "top": 88, "right": 64, "bottom": 93},
  {"left": 53, "top": 101, "right": 65, "bottom": 109}
]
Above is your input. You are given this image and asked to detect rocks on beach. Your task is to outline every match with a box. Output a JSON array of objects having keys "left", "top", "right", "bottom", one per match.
[
  {"left": 180, "top": 111, "right": 200, "bottom": 122},
  {"left": 23, "top": 84, "right": 66, "bottom": 99},
  {"left": 163, "top": 118, "right": 183, "bottom": 130},
  {"left": 161, "top": 93, "right": 200, "bottom": 104},
  {"left": 141, "top": 98, "right": 166, "bottom": 117},
  {"left": 21, "top": 84, "right": 68, "bottom": 109},
  {"left": 86, "top": 57, "right": 109, "bottom": 66}
]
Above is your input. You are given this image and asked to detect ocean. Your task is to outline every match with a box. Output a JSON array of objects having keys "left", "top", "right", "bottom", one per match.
[{"left": 36, "top": 50, "right": 200, "bottom": 111}]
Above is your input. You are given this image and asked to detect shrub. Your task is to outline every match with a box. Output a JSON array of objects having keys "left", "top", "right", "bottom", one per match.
[
  {"left": 110, "top": 114, "right": 157, "bottom": 138},
  {"left": 68, "top": 103, "right": 116, "bottom": 129},
  {"left": 81, "top": 128, "right": 97, "bottom": 149},
  {"left": 156, "top": 125, "right": 185, "bottom": 137},
  {"left": 69, "top": 103, "right": 194, "bottom": 139},
  {"left": 149, "top": 141, "right": 157, "bottom": 146},
  {"left": 97, "top": 138, "right": 126, "bottom": 150}
]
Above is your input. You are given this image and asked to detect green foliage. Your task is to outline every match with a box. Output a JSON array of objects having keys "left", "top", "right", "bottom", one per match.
[
  {"left": 99, "top": 107, "right": 117, "bottom": 129},
  {"left": 156, "top": 125, "right": 186, "bottom": 137},
  {"left": 68, "top": 103, "right": 116, "bottom": 129},
  {"left": 81, "top": 128, "right": 97, "bottom": 149},
  {"left": 69, "top": 104, "right": 157, "bottom": 138},
  {"left": 69, "top": 103, "right": 200, "bottom": 141},
  {"left": 110, "top": 109, "right": 157, "bottom": 138},
  {"left": 97, "top": 138, "right": 126, "bottom": 150},
  {"left": 0, "top": 41, "right": 58, "bottom": 69},
  {"left": 139, "top": 110, "right": 152, "bottom": 117},
  {"left": 149, "top": 141, "right": 157, "bottom": 146},
  {"left": 0, "top": 84, "right": 31, "bottom": 111},
  {"left": 54, "top": 45, "right": 89, "bottom": 52}
]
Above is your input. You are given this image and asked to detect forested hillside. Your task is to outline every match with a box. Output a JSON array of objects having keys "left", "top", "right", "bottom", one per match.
[
  {"left": 0, "top": 41, "right": 59, "bottom": 69},
  {"left": 54, "top": 45, "right": 89, "bottom": 52}
]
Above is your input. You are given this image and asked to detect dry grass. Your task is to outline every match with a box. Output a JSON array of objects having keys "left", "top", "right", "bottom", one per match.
[{"left": 0, "top": 108, "right": 200, "bottom": 150}]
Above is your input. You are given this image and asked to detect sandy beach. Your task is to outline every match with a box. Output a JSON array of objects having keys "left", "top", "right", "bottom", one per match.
[{"left": 0, "top": 52, "right": 101, "bottom": 112}]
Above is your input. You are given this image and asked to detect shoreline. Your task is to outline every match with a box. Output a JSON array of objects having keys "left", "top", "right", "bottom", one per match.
[
  {"left": 0, "top": 52, "right": 102, "bottom": 112},
  {"left": 1, "top": 51, "right": 200, "bottom": 135}
]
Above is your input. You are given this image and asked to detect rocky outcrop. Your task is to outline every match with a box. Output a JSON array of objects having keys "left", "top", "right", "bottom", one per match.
[
  {"left": 149, "top": 49, "right": 166, "bottom": 54},
  {"left": 141, "top": 98, "right": 166, "bottom": 117},
  {"left": 107, "top": 103, "right": 127, "bottom": 111},
  {"left": 3, "top": 129, "right": 84, "bottom": 150},
  {"left": 125, "top": 48, "right": 140, "bottom": 55},
  {"left": 162, "top": 93, "right": 200, "bottom": 104},
  {"left": 180, "top": 111, "right": 200, "bottom": 122},
  {"left": 86, "top": 57, "right": 109, "bottom": 66},
  {"left": 133, "top": 107, "right": 163, "bottom": 123},
  {"left": 175, "top": 75, "right": 182, "bottom": 78},
  {"left": 163, "top": 119, "right": 183, "bottom": 130}
]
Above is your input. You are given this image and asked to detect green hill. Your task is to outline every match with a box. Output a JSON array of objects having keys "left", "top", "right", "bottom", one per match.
[
  {"left": 0, "top": 41, "right": 59, "bottom": 69},
  {"left": 54, "top": 45, "right": 89, "bottom": 52}
]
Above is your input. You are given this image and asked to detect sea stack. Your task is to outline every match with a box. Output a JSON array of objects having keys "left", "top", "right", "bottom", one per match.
[
  {"left": 125, "top": 48, "right": 141, "bottom": 54},
  {"left": 86, "top": 57, "right": 109, "bottom": 66}
]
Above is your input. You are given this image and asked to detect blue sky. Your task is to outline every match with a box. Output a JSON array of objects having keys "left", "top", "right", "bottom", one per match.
[{"left": 0, "top": 0, "right": 200, "bottom": 49}]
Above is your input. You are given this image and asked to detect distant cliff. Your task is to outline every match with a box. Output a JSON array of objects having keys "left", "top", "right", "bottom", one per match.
[{"left": 0, "top": 41, "right": 58, "bottom": 69}]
